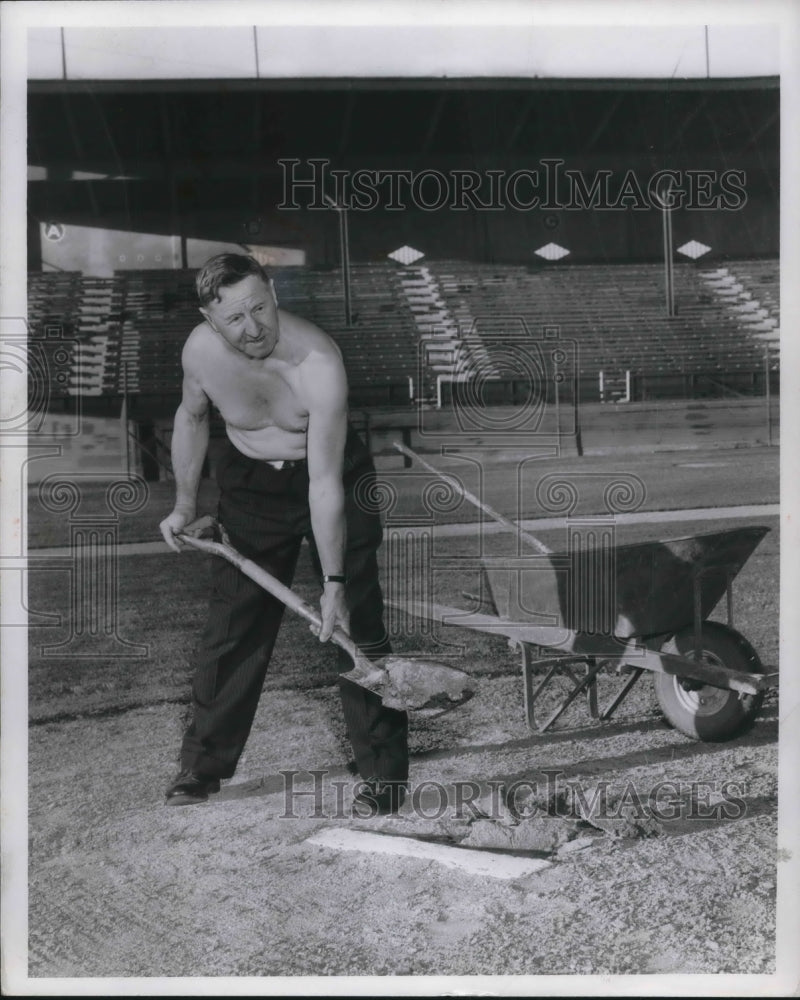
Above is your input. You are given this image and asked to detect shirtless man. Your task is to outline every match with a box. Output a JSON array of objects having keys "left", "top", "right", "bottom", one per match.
[{"left": 159, "top": 253, "right": 408, "bottom": 812}]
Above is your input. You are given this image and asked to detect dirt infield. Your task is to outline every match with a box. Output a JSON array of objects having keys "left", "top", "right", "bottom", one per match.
[
  {"left": 28, "top": 679, "right": 779, "bottom": 979},
  {"left": 18, "top": 447, "right": 789, "bottom": 990}
]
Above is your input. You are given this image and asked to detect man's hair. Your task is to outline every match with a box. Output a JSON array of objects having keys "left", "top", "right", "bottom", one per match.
[{"left": 195, "top": 253, "right": 271, "bottom": 307}]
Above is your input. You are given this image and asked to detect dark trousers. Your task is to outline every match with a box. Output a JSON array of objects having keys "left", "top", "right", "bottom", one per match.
[{"left": 180, "top": 427, "right": 409, "bottom": 783}]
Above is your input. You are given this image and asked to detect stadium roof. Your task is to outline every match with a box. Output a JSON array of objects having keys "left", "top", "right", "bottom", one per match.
[
  {"left": 21, "top": 15, "right": 782, "bottom": 238},
  {"left": 28, "top": 82, "right": 778, "bottom": 179}
]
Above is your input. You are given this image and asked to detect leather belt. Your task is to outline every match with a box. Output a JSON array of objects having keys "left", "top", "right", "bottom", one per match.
[{"left": 266, "top": 458, "right": 306, "bottom": 469}]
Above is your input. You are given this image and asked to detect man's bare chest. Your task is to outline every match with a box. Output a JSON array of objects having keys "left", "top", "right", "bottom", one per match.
[{"left": 203, "top": 360, "right": 307, "bottom": 431}]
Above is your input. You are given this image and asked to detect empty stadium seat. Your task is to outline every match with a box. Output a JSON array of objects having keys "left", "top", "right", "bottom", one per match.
[{"left": 27, "top": 258, "right": 778, "bottom": 406}]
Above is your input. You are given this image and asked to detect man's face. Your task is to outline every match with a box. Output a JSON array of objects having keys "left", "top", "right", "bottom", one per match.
[{"left": 201, "top": 274, "right": 280, "bottom": 360}]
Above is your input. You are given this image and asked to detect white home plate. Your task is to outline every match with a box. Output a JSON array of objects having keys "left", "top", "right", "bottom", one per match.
[{"left": 306, "top": 828, "right": 552, "bottom": 880}]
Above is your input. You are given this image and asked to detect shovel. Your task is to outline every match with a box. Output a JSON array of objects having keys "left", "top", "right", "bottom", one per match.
[{"left": 175, "top": 515, "right": 474, "bottom": 715}]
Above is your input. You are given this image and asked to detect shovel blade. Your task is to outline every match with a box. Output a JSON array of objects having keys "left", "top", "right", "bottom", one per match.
[{"left": 340, "top": 654, "right": 474, "bottom": 714}]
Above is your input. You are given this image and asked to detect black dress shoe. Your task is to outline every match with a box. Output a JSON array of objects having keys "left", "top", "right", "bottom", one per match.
[
  {"left": 352, "top": 778, "right": 408, "bottom": 817},
  {"left": 165, "top": 770, "right": 221, "bottom": 806}
]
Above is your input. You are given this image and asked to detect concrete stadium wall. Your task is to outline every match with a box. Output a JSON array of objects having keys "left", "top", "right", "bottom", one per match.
[
  {"left": 362, "top": 397, "right": 779, "bottom": 462},
  {"left": 139, "top": 397, "right": 780, "bottom": 480},
  {"left": 577, "top": 398, "right": 779, "bottom": 454}
]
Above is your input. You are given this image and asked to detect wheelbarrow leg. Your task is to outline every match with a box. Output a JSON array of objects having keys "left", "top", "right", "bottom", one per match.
[
  {"left": 538, "top": 658, "right": 606, "bottom": 732},
  {"left": 520, "top": 645, "right": 607, "bottom": 733},
  {"left": 585, "top": 661, "right": 599, "bottom": 719},
  {"left": 554, "top": 662, "right": 599, "bottom": 717},
  {"left": 520, "top": 643, "right": 561, "bottom": 732},
  {"left": 599, "top": 667, "right": 645, "bottom": 721}
]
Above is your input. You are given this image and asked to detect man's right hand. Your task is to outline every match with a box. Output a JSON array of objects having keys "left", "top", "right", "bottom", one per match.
[{"left": 159, "top": 508, "right": 196, "bottom": 552}]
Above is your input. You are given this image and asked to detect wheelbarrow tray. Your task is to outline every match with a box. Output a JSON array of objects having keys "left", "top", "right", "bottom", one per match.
[
  {"left": 388, "top": 526, "right": 775, "bottom": 738},
  {"left": 480, "top": 526, "right": 770, "bottom": 641}
]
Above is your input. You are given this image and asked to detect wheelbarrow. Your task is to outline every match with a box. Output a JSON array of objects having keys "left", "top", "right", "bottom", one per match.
[
  {"left": 392, "top": 444, "right": 778, "bottom": 742},
  {"left": 174, "top": 515, "right": 474, "bottom": 715}
]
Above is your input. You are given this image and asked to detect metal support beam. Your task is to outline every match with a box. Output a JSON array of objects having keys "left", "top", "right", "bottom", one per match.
[
  {"left": 420, "top": 93, "right": 448, "bottom": 154},
  {"left": 159, "top": 95, "right": 180, "bottom": 245},
  {"left": 337, "top": 92, "right": 356, "bottom": 157},
  {"left": 61, "top": 91, "right": 99, "bottom": 217},
  {"left": 742, "top": 108, "right": 779, "bottom": 149},
  {"left": 659, "top": 176, "right": 676, "bottom": 318},
  {"left": 505, "top": 94, "right": 534, "bottom": 151},
  {"left": 670, "top": 94, "right": 709, "bottom": 144},
  {"left": 323, "top": 195, "right": 352, "bottom": 326},
  {"left": 583, "top": 94, "right": 622, "bottom": 151}
]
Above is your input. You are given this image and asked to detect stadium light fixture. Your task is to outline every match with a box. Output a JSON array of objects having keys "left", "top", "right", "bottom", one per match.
[
  {"left": 387, "top": 245, "right": 425, "bottom": 265},
  {"left": 677, "top": 240, "right": 712, "bottom": 260},
  {"left": 534, "top": 243, "right": 570, "bottom": 261}
]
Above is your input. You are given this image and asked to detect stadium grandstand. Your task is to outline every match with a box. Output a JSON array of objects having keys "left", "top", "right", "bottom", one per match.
[{"left": 25, "top": 23, "right": 779, "bottom": 477}]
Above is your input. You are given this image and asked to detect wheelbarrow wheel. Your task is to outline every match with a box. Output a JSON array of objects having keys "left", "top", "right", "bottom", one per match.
[{"left": 656, "top": 621, "right": 765, "bottom": 741}]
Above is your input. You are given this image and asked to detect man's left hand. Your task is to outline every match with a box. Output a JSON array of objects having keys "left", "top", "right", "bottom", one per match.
[{"left": 318, "top": 584, "right": 350, "bottom": 642}]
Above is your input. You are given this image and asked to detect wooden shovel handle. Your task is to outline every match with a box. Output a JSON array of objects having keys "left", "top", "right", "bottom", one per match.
[{"left": 176, "top": 522, "right": 361, "bottom": 661}]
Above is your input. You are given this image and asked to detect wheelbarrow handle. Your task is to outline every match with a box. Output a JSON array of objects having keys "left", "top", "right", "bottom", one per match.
[
  {"left": 393, "top": 440, "right": 552, "bottom": 556},
  {"left": 176, "top": 523, "right": 361, "bottom": 662}
]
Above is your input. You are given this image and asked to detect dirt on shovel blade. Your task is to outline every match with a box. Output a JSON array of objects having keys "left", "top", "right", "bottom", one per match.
[{"left": 341, "top": 656, "right": 474, "bottom": 712}]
